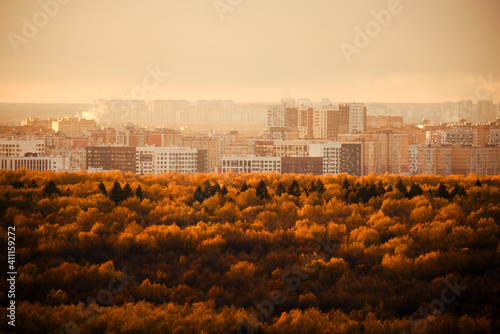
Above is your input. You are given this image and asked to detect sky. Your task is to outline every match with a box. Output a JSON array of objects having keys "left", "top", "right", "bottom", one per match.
[{"left": 0, "top": 0, "right": 499, "bottom": 104}]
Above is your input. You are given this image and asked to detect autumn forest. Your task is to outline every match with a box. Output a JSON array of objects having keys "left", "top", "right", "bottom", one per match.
[{"left": 1, "top": 170, "right": 500, "bottom": 333}]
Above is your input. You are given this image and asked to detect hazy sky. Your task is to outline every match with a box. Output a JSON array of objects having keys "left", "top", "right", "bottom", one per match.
[{"left": 0, "top": 0, "right": 499, "bottom": 103}]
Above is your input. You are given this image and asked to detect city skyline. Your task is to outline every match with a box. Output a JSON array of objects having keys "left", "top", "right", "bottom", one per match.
[{"left": 1, "top": 0, "right": 499, "bottom": 104}]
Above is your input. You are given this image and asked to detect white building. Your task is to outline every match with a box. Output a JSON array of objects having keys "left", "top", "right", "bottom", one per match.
[
  {"left": 348, "top": 103, "right": 366, "bottom": 133},
  {"left": 47, "top": 148, "right": 86, "bottom": 172},
  {"left": 0, "top": 156, "right": 65, "bottom": 172},
  {"left": 220, "top": 156, "right": 281, "bottom": 173},
  {"left": 409, "top": 145, "right": 420, "bottom": 175},
  {"left": 0, "top": 139, "right": 45, "bottom": 157},
  {"left": 310, "top": 142, "right": 362, "bottom": 176},
  {"left": 136, "top": 146, "right": 197, "bottom": 175}
]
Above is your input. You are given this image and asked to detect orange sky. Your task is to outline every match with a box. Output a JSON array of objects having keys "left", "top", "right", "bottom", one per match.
[{"left": 0, "top": 0, "right": 499, "bottom": 104}]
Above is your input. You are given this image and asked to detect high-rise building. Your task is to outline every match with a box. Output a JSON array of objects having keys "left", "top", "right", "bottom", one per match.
[
  {"left": 94, "top": 99, "right": 148, "bottom": 125},
  {"left": 0, "top": 139, "right": 45, "bottom": 157},
  {"left": 489, "top": 128, "right": 500, "bottom": 146},
  {"left": 47, "top": 148, "right": 86, "bottom": 172},
  {"left": 442, "top": 100, "right": 473, "bottom": 123},
  {"left": 477, "top": 100, "right": 496, "bottom": 123},
  {"left": 298, "top": 107, "right": 314, "bottom": 138},
  {"left": 309, "top": 142, "right": 362, "bottom": 176},
  {"left": 348, "top": 103, "right": 367, "bottom": 133},
  {"left": 417, "top": 146, "right": 452, "bottom": 176},
  {"left": 417, "top": 146, "right": 500, "bottom": 176},
  {"left": 86, "top": 146, "right": 136, "bottom": 173},
  {"left": 338, "top": 132, "right": 409, "bottom": 175},
  {"left": 136, "top": 146, "right": 198, "bottom": 175},
  {"left": 196, "top": 100, "right": 235, "bottom": 123},
  {"left": 51, "top": 117, "right": 97, "bottom": 137},
  {"left": 267, "top": 105, "right": 299, "bottom": 128},
  {"left": 148, "top": 100, "right": 190, "bottom": 124},
  {"left": 409, "top": 145, "right": 420, "bottom": 175},
  {"left": 219, "top": 156, "right": 281, "bottom": 173},
  {"left": 181, "top": 135, "right": 218, "bottom": 172}
]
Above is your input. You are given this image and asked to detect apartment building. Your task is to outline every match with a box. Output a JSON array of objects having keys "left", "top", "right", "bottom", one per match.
[
  {"left": 281, "top": 157, "right": 323, "bottom": 175},
  {"left": 0, "top": 139, "right": 45, "bottom": 157},
  {"left": 220, "top": 156, "right": 281, "bottom": 173},
  {"left": 148, "top": 100, "right": 190, "bottom": 124},
  {"left": 47, "top": 148, "right": 86, "bottom": 172},
  {"left": 0, "top": 156, "right": 65, "bottom": 172},
  {"left": 147, "top": 129, "right": 182, "bottom": 147},
  {"left": 309, "top": 142, "right": 363, "bottom": 176},
  {"left": 86, "top": 146, "right": 137, "bottom": 173},
  {"left": 417, "top": 146, "right": 500, "bottom": 176},
  {"left": 52, "top": 117, "right": 97, "bottom": 137},
  {"left": 136, "top": 146, "right": 198, "bottom": 175},
  {"left": 181, "top": 135, "right": 217, "bottom": 172}
]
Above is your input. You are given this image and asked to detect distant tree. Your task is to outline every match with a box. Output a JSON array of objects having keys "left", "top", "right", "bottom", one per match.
[
  {"left": 475, "top": 179, "right": 482, "bottom": 187},
  {"left": 98, "top": 181, "right": 107, "bottom": 195},
  {"left": 386, "top": 184, "right": 393, "bottom": 192},
  {"left": 193, "top": 186, "right": 206, "bottom": 203},
  {"left": 256, "top": 180, "right": 270, "bottom": 200},
  {"left": 239, "top": 182, "right": 249, "bottom": 193},
  {"left": 122, "top": 183, "right": 133, "bottom": 200},
  {"left": 356, "top": 185, "right": 371, "bottom": 203},
  {"left": 395, "top": 179, "right": 408, "bottom": 197},
  {"left": 343, "top": 188, "right": 351, "bottom": 202},
  {"left": 10, "top": 180, "right": 24, "bottom": 189},
  {"left": 212, "top": 182, "right": 221, "bottom": 194},
  {"left": 342, "top": 178, "right": 350, "bottom": 190},
  {"left": 450, "top": 184, "right": 466, "bottom": 198},
  {"left": 408, "top": 183, "right": 423, "bottom": 199},
  {"left": 368, "top": 184, "right": 378, "bottom": 198},
  {"left": 220, "top": 185, "right": 228, "bottom": 196},
  {"left": 437, "top": 183, "right": 450, "bottom": 199},
  {"left": 43, "top": 180, "right": 61, "bottom": 197},
  {"left": 287, "top": 180, "right": 302, "bottom": 197},
  {"left": 29, "top": 179, "right": 38, "bottom": 189},
  {"left": 276, "top": 182, "right": 285, "bottom": 196},
  {"left": 315, "top": 179, "right": 326, "bottom": 194},
  {"left": 136, "top": 185, "right": 144, "bottom": 201},
  {"left": 203, "top": 182, "right": 215, "bottom": 198},
  {"left": 376, "top": 180, "right": 386, "bottom": 195},
  {"left": 109, "top": 181, "right": 122, "bottom": 205},
  {"left": 308, "top": 180, "right": 317, "bottom": 193}
]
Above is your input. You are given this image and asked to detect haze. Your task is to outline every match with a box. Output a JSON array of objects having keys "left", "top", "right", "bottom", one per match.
[{"left": 0, "top": 0, "right": 499, "bottom": 103}]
